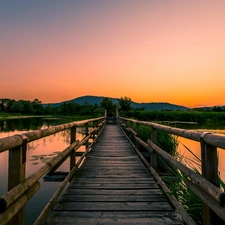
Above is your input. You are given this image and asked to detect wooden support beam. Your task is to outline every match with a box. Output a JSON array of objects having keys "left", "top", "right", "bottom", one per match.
[
  {"left": 200, "top": 133, "right": 222, "bottom": 225},
  {"left": 70, "top": 126, "right": 76, "bottom": 170},
  {"left": 151, "top": 128, "right": 157, "bottom": 171},
  {"left": 85, "top": 122, "right": 89, "bottom": 150},
  {"left": 8, "top": 134, "right": 27, "bottom": 225}
]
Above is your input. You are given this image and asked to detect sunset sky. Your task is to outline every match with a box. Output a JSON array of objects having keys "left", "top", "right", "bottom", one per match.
[{"left": 1, "top": 0, "right": 225, "bottom": 107}]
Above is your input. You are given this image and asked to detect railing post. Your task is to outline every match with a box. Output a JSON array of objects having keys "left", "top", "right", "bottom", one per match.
[
  {"left": 92, "top": 120, "right": 96, "bottom": 139},
  {"left": 151, "top": 127, "right": 157, "bottom": 171},
  {"left": 8, "top": 134, "right": 27, "bottom": 225},
  {"left": 70, "top": 126, "right": 76, "bottom": 170},
  {"left": 85, "top": 122, "right": 89, "bottom": 150},
  {"left": 200, "top": 133, "right": 221, "bottom": 225},
  {"left": 136, "top": 123, "right": 140, "bottom": 150},
  {"left": 116, "top": 110, "right": 118, "bottom": 124},
  {"left": 128, "top": 121, "right": 132, "bottom": 140}
]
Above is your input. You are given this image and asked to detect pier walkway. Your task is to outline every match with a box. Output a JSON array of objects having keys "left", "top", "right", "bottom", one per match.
[{"left": 45, "top": 125, "right": 183, "bottom": 225}]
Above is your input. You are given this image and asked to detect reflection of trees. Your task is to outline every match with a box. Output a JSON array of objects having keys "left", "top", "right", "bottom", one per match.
[
  {"left": 26, "top": 127, "right": 86, "bottom": 153},
  {"left": 0, "top": 118, "right": 88, "bottom": 152},
  {"left": 0, "top": 118, "right": 63, "bottom": 132}
]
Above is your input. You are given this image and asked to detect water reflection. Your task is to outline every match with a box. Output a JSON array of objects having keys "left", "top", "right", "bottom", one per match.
[
  {"left": 177, "top": 132, "right": 225, "bottom": 183},
  {"left": 0, "top": 117, "right": 68, "bottom": 133}
]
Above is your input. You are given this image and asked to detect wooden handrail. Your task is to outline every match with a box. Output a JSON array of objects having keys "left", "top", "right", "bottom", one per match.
[
  {"left": 118, "top": 116, "right": 225, "bottom": 225},
  {"left": 0, "top": 116, "right": 105, "bottom": 153},
  {"left": 119, "top": 116, "right": 225, "bottom": 149},
  {"left": 0, "top": 182, "right": 40, "bottom": 225}
]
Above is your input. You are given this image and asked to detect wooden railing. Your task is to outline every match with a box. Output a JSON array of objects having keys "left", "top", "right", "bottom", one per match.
[
  {"left": 0, "top": 116, "right": 105, "bottom": 225},
  {"left": 118, "top": 116, "right": 225, "bottom": 225}
]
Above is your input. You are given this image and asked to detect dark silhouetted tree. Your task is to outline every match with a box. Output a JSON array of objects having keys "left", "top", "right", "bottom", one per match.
[
  {"left": 118, "top": 96, "right": 132, "bottom": 112},
  {"left": 100, "top": 97, "right": 116, "bottom": 116}
]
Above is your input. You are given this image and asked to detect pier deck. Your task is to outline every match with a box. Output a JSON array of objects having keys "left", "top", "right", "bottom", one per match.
[{"left": 45, "top": 125, "right": 183, "bottom": 225}]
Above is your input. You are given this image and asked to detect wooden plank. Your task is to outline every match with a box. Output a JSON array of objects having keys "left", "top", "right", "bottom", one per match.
[
  {"left": 46, "top": 211, "right": 183, "bottom": 225},
  {"left": 46, "top": 211, "right": 177, "bottom": 219},
  {"left": 81, "top": 164, "right": 143, "bottom": 168},
  {"left": 70, "top": 177, "right": 155, "bottom": 183},
  {"left": 53, "top": 201, "right": 173, "bottom": 211},
  {"left": 64, "top": 189, "right": 163, "bottom": 195},
  {"left": 67, "top": 183, "right": 159, "bottom": 189},
  {"left": 73, "top": 172, "right": 153, "bottom": 178},
  {"left": 58, "top": 194, "right": 167, "bottom": 202},
  {"left": 77, "top": 168, "right": 149, "bottom": 173},
  {"left": 45, "top": 216, "right": 183, "bottom": 225}
]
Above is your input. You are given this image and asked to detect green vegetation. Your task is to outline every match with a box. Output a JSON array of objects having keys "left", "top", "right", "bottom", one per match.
[
  {"left": 117, "top": 96, "right": 132, "bottom": 112},
  {"left": 137, "top": 125, "right": 178, "bottom": 173},
  {"left": 0, "top": 96, "right": 132, "bottom": 118},
  {"left": 123, "top": 109, "right": 225, "bottom": 129},
  {"left": 100, "top": 97, "right": 117, "bottom": 116},
  {"left": 138, "top": 125, "right": 177, "bottom": 156},
  {"left": 2, "top": 96, "right": 225, "bottom": 127},
  {"left": 162, "top": 144, "right": 225, "bottom": 225},
  {"left": 0, "top": 98, "right": 104, "bottom": 118},
  {"left": 163, "top": 163, "right": 203, "bottom": 224}
]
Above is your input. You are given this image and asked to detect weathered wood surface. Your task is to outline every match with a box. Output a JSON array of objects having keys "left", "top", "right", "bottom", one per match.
[{"left": 45, "top": 125, "right": 183, "bottom": 225}]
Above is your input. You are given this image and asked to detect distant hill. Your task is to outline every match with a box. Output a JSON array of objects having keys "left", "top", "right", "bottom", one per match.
[
  {"left": 192, "top": 106, "right": 225, "bottom": 111},
  {"left": 43, "top": 95, "right": 189, "bottom": 111}
]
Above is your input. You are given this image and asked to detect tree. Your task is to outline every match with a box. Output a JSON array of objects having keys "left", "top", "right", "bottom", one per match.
[
  {"left": 100, "top": 97, "right": 116, "bottom": 116},
  {"left": 60, "top": 102, "right": 70, "bottom": 114},
  {"left": 67, "top": 102, "right": 81, "bottom": 114},
  {"left": 0, "top": 98, "right": 13, "bottom": 112},
  {"left": 118, "top": 96, "right": 132, "bottom": 112},
  {"left": 32, "top": 99, "right": 43, "bottom": 114},
  {"left": 44, "top": 104, "right": 53, "bottom": 114},
  {"left": 212, "top": 106, "right": 222, "bottom": 112},
  {"left": 10, "top": 100, "right": 24, "bottom": 113},
  {"left": 22, "top": 100, "right": 34, "bottom": 114}
]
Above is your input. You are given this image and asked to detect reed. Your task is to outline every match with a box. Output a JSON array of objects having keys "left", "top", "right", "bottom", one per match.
[
  {"left": 138, "top": 125, "right": 177, "bottom": 154},
  {"left": 162, "top": 143, "right": 225, "bottom": 224}
]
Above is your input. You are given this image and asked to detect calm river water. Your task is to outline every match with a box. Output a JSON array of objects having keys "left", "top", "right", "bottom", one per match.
[{"left": 0, "top": 118, "right": 225, "bottom": 224}]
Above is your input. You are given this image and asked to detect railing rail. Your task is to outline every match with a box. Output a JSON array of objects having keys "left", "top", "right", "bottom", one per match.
[
  {"left": 0, "top": 117, "right": 104, "bottom": 153},
  {"left": 0, "top": 116, "right": 105, "bottom": 225},
  {"left": 118, "top": 116, "right": 225, "bottom": 225}
]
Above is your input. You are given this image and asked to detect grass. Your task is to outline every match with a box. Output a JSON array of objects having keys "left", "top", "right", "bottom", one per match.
[
  {"left": 0, "top": 112, "right": 53, "bottom": 120},
  {"left": 125, "top": 110, "right": 225, "bottom": 129},
  {"left": 0, "top": 112, "right": 97, "bottom": 122},
  {"left": 138, "top": 124, "right": 177, "bottom": 157}
]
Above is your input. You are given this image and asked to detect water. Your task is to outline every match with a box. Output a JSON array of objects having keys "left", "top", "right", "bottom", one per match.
[{"left": 0, "top": 117, "right": 85, "bottom": 224}]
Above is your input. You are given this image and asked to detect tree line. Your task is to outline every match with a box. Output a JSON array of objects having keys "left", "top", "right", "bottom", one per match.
[{"left": 0, "top": 97, "right": 132, "bottom": 116}]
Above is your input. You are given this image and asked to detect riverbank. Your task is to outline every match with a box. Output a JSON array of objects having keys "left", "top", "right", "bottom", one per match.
[
  {"left": 0, "top": 113, "right": 52, "bottom": 120},
  {"left": 0, "top": 113, "right": 96, "bottom": 121}
]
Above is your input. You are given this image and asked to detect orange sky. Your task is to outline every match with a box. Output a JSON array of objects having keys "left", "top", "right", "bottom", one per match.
[{"left": 1, "top": 0, "right": 225, "bottom": 108}]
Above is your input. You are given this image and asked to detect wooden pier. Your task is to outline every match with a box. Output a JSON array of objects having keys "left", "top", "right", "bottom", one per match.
[
  {"left": 1, "top": 116, "right": 225, "bottom": 225},
  {"left": 45, "top": 125, "right": 183, "bottom": 225}
]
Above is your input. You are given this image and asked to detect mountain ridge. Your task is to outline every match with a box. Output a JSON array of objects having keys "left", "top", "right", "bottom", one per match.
[{"left": 44, "top": 95, "right": 189, "bottom": 111}]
